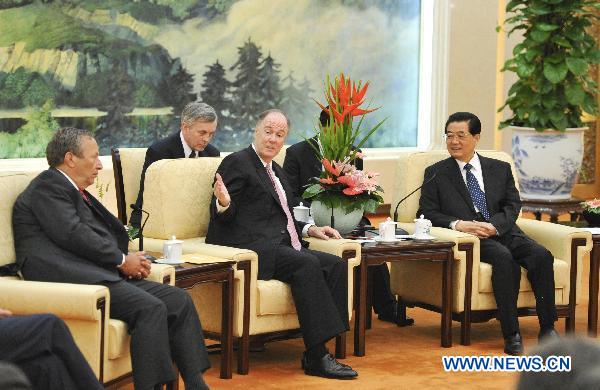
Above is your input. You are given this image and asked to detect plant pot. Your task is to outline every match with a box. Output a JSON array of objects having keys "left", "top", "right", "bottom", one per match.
[
  {"left": 510, "top": 126, "right": 586, "bottom": 201},
  {"left": 310, "top": 200, "right": 363, "bottom": 235},
  {"left": 583, "top": 210, "right": 600, "bottom": 228}
]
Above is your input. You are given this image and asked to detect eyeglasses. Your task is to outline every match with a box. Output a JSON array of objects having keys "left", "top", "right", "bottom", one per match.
[{"left": 444, "top": 132, "right": 472, "bottom": 142}]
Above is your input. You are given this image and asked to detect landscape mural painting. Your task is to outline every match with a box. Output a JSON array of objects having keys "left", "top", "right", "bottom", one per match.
[{"left": 0, "top": 0, "right": 421, "bottom": 157}]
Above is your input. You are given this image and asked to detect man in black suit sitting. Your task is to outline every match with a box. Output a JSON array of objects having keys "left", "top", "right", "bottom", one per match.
[
  {"left": 131, "top": 101, "right": 220, "bottom": 226},
  {"left": 283, "top": 110, "right": 401, "bottom": 324},
  {"left": 0, "top": 308, "right": 102, "bottom": 390},
  {"left": 12, "top": 127, "right": 211, "bottom": 389},
  {"left": 206, "top": 109, "right": 358, "bottom": 379},
  {"left": 418, "top": 112, "right": 558, "bottom": 355}
]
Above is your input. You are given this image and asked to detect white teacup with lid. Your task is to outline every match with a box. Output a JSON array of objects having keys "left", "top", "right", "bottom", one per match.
[
  {"left": 293, "top": 202, "right": 310, "bottom": 223},
  {"left": 414, "top": 215, "right": 433, "bottom": 239},
  {"left": 163, "top": 235, "right": 183, "bottom": 262},
  {"left": 378, "top": 217, "right": 397, "bottom": 241}
]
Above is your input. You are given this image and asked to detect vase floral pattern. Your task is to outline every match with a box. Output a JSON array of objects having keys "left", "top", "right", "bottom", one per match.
[{"left": 510, "top": 126, "right": 585, "bottom": 200}]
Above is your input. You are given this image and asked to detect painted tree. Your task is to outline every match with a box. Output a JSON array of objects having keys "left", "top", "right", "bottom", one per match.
[
  {"left": 229, "top": 38, "right": 263, "bottom": 139},
  {"left": 163, "top": 61, "right": 197, "bottom": 116},
  {"left": 280, "top": 71, "right": 313, "bottom": 136},
  {"left": 200, "top": 60, "right": 233, "bottom": 131},
  {"left": 257, "top": 53, "right": 282, "bottom": 110}
]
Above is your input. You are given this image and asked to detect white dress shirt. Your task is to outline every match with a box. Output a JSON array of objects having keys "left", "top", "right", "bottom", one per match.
[{"left": 180, "top": 131, "right": 196, "bottom": 158}]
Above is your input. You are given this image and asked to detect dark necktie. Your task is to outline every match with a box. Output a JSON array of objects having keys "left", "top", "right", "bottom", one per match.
[
  {"left": 464, "top": 163, "right": 490, "bottom": 220},
  {"left": 265, "top": 164, "right": 302, "bottom": 251},
  {"left": 188, "top": 150, "right": 196, "bottom": 158}
]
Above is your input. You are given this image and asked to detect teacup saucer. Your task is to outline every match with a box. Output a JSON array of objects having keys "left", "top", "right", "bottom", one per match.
[
  {"left": 373, "top": 236, "right": 404, "bottom": 243},
  {"left": 413, "top": 234, "right": 435, "bottom": 241},
  {"left": 155, "top": 258, "right": 185, "bottom": 265}
]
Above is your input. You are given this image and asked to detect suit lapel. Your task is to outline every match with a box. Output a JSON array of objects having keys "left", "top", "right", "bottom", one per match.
[
  {"left": 245, "top": 147, "right": 281, "bottom": 206},
  {"left": 168, "top": 132, "right": 185, "bottom": 158},
  {"left": 443, "top": 158, "right": 477, "bottom": 214}
]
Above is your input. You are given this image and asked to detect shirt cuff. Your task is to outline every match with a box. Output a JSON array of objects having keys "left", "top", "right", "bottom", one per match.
[
  {"left": 117, "top": 254, "right": 125, "bottom": 268},
  {"left": 302, "top": 223, "right": 314, "bottom": 237},
  {"left": 450, "top": 220, "right": 460, "bottom": 230},
  {"left": 216, "top": 198, "right": 230, "bottom": 213}
]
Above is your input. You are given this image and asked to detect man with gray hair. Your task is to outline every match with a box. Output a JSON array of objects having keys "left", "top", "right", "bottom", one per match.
[
  {"left": 131, "top": 101, "right": 220, "bottom": 226},
  {"left": 12, "top": 127, "right": 211, "bottom": 389}
]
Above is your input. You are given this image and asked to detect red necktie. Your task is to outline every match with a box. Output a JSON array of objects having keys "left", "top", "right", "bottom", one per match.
[
  {"left": 79, "top": 189, "right": 91, "bottom": 205},
  {"left": 265, "top": 165, "right": 301, "bottom": 251}
]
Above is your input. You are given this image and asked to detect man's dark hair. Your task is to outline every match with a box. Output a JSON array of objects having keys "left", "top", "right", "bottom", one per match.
[
  {"left": 256, "top": 109, "right": 290, "bottom": 128},
  {"left": 319, "top": 108, "right": 330, "bottom": 127},
  {"left": 46, "top": 127, "right": 93, "bottom": 168},
  {"left": 444, "top": 112, "right": 481, "bottom": 135}
]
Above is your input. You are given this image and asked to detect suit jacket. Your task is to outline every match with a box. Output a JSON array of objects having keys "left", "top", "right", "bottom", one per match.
[
  {"left": 418, "top": 154, "right": 525, "bottom": 238},
  {"left": 131, "top": 131, "right": 220, "bottom": 226},
  {"left": 283, "top": 137, "right": 363, "bottom": 207},
  {"left": 12, "top": 168, "right": 129, "bottom": 284},
  {"left": 205, "top": 146, "right": 308, "bottom": 280}
]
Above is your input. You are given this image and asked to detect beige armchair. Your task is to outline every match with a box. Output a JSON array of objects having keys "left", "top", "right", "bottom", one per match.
[
  {"left": 389, "top": 151, "right": 592, "bottom": 345},
  {"left": 0, "top": 172, "right": 175, "bottom": 387},
  {"left": 112, "top": 148, "right": 361, "bottom": 374}
]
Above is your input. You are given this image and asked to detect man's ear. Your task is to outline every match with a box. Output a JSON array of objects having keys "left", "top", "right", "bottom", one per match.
[{"left": 63, "top": 151, "right": 76, "bottom": 168}]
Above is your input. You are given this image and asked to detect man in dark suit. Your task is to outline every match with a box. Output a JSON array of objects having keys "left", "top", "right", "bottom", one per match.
[
  {"left": 206, "top": 109, "right": 358, "bottom": 379},
  {"left": 418, "top": 112, "right": 558, "bottom": 355},
  {"left": 0, "top": 308, "right": 102, "bottom": 390},
  {"left": 283, "top": 110, "right": 401, "bottom": 324},
  {"left": 131, "top": 102, "right": 220, "bottom": 226},
  {"left": 12, "top": 127, "right": 211, "bottom": 390}
]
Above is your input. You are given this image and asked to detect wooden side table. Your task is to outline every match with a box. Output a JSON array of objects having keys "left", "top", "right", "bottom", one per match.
[
  {"left": 150, "top": 255, "right": 236, "bottom": 379},
  {"left": 353, "top": 240, "right": 455, "bottom": 356},
  {"left": 521, "top": 197, "right": 583, "bottom": 223}
]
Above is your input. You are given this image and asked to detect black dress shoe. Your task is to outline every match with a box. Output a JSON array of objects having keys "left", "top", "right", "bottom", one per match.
[
  {"left": 301, "top": 353, "right": 358, "bottom": 379},
  {"left": 504, "top": 332, "right": 524, "bottom": 355},
  {"left": 377, "top": 306, "right": 414, "bottom": 326},
  {"left": 538, "top": 327, "right": 560, "bottom": 342}
]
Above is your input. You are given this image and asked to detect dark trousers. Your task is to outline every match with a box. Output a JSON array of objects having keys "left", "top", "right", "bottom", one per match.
[
  {"left": 271, "top": 246, "right": 349, "bottom": 349},
  {"left": 371, "top": 264, "right": 397, "bottom": 313},
  {"left": 0, "top": 313, "right": 102, "bottom": 390},
  {"left": 102, "top": 279, "right": 210, "bottom": 390},
  {"left": 480, "top": 234, "right": 557, "bottom": 337}
]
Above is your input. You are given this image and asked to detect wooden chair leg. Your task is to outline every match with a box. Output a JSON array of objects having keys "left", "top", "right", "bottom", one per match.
[
  {"left": 237, "top": 335, "right": 250, "bottom": 375},
  {"left": 335, "top": 333, "right": 347, "bottom": 359},
  {"left": 460, "top": 310, "right": 471, "bottom": 346}
]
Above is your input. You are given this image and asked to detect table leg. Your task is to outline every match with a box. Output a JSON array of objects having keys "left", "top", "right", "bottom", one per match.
[
  {"left": 354, "top": 257, "right": 367, "bottom": 356},
  {"left": 220, "top": 268, "right": 234, "bottom": 379},
  {"left": 441, "top": 249, "right": 453, "bottom": 347},
  {"left": 588, "top": 242, "right": 599, "bottom": 337}
]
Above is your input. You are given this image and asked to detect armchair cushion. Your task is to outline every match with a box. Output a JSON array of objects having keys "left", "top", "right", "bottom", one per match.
[
  {"left": 108, "top": 320, "right": 130, "bottom": 360},
  {"left": 257, "top": 280, "right": 296, "bottom": 315},
  {"left": 143, "top": 158, "right": 222, "bottom": 240}
]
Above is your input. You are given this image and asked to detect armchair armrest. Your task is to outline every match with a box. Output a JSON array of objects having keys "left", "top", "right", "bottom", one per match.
[
  {"left": 516, "top": 218, "right": 592, "bottom": 263},
  {"left": 148, "top": 263, "right": 175, "bottom": 285},
  {"left": 304, "top": 238, "right": 361, "bottom": 262},
  {"left": 0, "top": 280, "right": 108, "bottom": 320}
]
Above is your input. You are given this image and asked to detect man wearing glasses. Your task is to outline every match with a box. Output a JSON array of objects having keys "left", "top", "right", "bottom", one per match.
[{"left": 417, "top": 112, "right": 558, "bottom": 355}]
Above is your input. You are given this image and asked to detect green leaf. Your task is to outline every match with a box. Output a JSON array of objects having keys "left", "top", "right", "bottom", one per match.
[
  {"left": 529, "top": 3, "right": 551, "bottom": 15},
  {"left": 552, "top": 36, "right": 572, "bottom": 48},
  {"left": 536, "top": 23, "right": 560, "bottom": 31},
  {"left": 565, "top": 57, "right": 588, "bottom": 76},
  {"left": 516, "top": 61, "right": 535, "bottom": 78},
  {"left": 542, "top": 95, "right": 558, "bottom": 109},
  {"left": 582, "top": 94, "right": 599, "bottom": 115},
  {"left": 525, "top": 47, "right": 542, "bottom": 61},
  {"left": 550, "top": 115, "right": 568, "bottom": 131},
  {"left": 543, "top": 61, "right": 568, "bottom": 84},
  {"left": 564, "top": 83, "right": 585, "bottom": 105},
  {"left": 530, "top": 29, "right": 551, "bottom": 42}
]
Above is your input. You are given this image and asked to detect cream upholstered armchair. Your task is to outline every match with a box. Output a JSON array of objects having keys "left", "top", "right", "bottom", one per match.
[
  {"left": 388, "top": 150, "right": 592, "bottom": 345},
  {"left": 0, "top": 172, "right": 175, "bottom": 387},
  {"left": 112, "top": 148, "right": 361, "bottom": 375}
]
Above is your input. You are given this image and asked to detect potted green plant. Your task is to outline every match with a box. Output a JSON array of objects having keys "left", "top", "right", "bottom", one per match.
[
  {"left": 581, "top": 198, "right": 600, "bottom": 226},
  {"left": 302, "top": 72, "right": 385, "bottom": 233},
  {"left": 498, "top": 0, "right": 599, "bottom": 200}
]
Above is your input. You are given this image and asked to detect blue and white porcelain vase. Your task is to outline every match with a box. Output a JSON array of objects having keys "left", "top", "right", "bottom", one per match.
[{"left": 510, "top": 126, "right": 586, "bottom": 201}]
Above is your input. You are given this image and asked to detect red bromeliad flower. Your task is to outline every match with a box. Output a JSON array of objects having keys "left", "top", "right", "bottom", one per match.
[
  {"left": 315, "top": 73, "right": 378, "bottom": 125},
  {"left": 322, "top": 158, "right": 342, "bottom": 176}
]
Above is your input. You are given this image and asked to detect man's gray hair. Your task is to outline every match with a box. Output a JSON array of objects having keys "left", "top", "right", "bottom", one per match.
[
  {"left": 46, "top": 127, "right": 93, "bottom": 168},
  {"left": 181, "top": 102, "right": 217, "bottom": 125}
]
